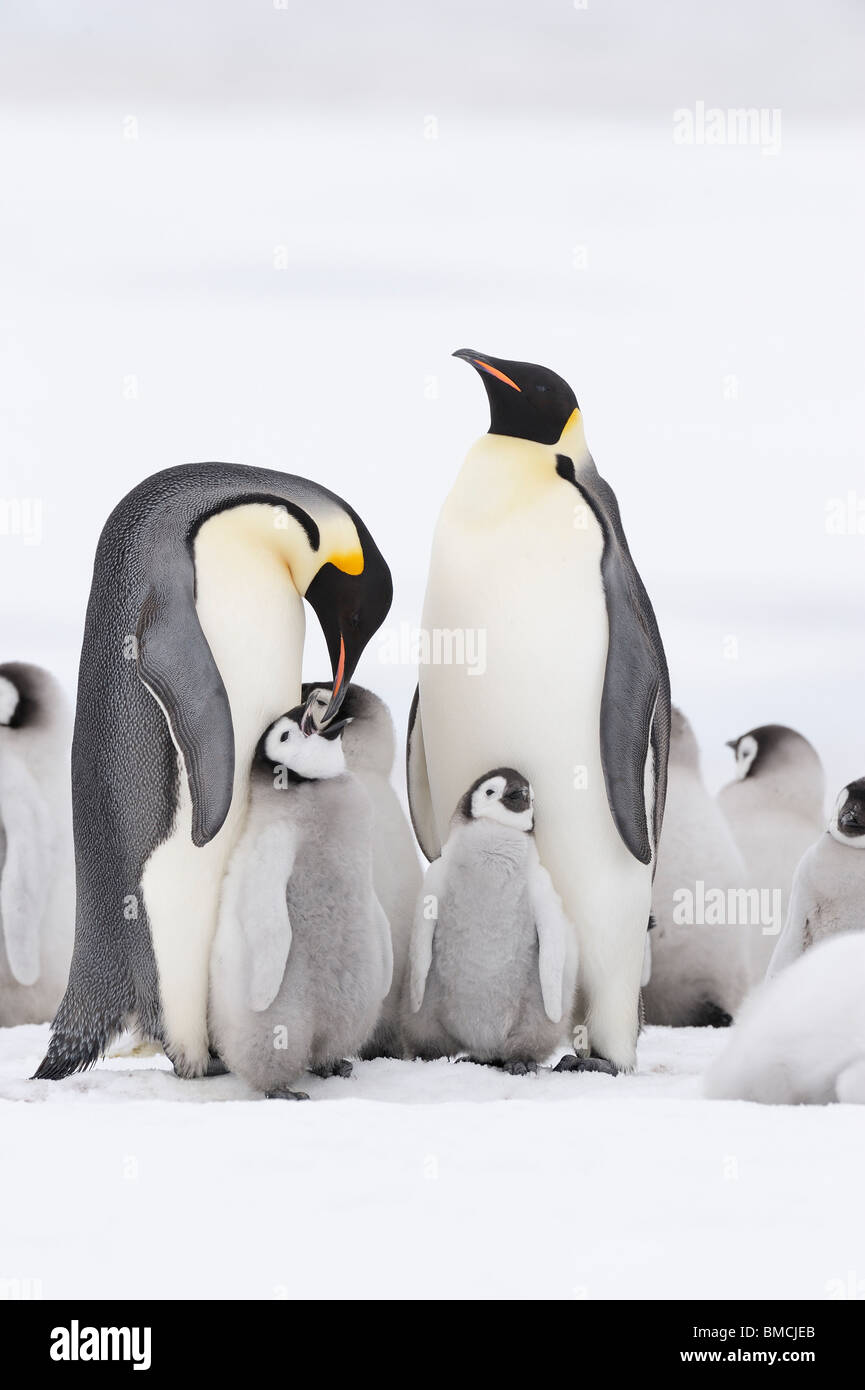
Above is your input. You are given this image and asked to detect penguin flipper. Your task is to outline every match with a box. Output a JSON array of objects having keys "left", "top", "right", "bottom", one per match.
[
  {"left": 232, "top": 823, "right": 296, "bottom": 1013},
  {"left": 407, "top": 857, "right": 446, "bottom": 1011},
  {"left": 136, "top": 573, "right": 235, "bottom": 848},
  {"left": 406, "top": 686, "right": 441, "bottom": 862},
  {"left": 567, "top": 468, "right": 671, "bottom": 865},
  {"left": 765, "top": 853, "right": 814, "bottom": 980},
  {"left": 373, "top": 894, "right": 394, "bottom": 999},
  {"left": 528, "top": 850, "right": 574, "bottom": 1024},
  {"left": 0, "top": 751, "right": 54, "bottom": 987}
]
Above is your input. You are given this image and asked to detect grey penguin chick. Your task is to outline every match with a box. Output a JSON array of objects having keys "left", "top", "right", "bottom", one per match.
[
  {"left": 718, "top": 724, "right": 825, "bottom": 984},
  {"left": 704, "top": 934, "right": 865, "bottom": 1105},
  {"left": 767, "top": 777, "right": 865, "bottom": 980},
  {"left": 209, "top": 697, "right": 393, "bottom": 1099},
  {"left": 0, "top": 663, "right": 74, "bottom": 1025},
  {"left": 645, "top": 708, "right": 749, "bottom": 1027},
  {"left": 302, "top": 682, "right": 421, "bottom": 1058},
  {"left": 402, "top": 769, "right": 581, "bottom": 1074}
]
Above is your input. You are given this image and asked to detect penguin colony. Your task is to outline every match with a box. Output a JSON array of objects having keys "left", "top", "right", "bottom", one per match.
[{"left": 1, "top": 349, "right": 857, "bottom": 1104}]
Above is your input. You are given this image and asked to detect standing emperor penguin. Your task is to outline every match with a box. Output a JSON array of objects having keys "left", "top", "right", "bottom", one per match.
[
  {"left": 403, "top": 769, "right": 579, "bottom": 1072},
  {"left": 767, "top": 778, "right": 865, "bottom": 980},
  {"left": 36, "top": 464, "right": 391, "bottom": 1080},
  {"left": 645, "top": 708, "right": 749, "bottom": 1027},
  {"left": 302, "top": 682, "right": 422, "bottom": 1057},
  {"left": 717, "top": 725, "right": 825, "bottom": 984},
  {"left": 0, "top": 663, "right": 74, "bottom": 1025},
  {"left": 408, "top": 351, "right": 670, "bottom": 1071},
  {"left": 209, "top": 699, "right": 392, "bottom": 1098}
]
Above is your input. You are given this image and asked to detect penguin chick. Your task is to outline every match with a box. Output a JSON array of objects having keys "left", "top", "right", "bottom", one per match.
[
  {"left": 718, "top": 724, "right": 825, "bottom": 984},
  {"left": 645, "top": 708, "right": 749, "bottom": 1027},
  {"left": 402, "top": 769, "right": 581, "bottom": 1074},
  {"left": 704, "top": 934, "right": 865, "bottom": 1105},
  {"left": 0, "top": 662, "right": 74, "bottom": 1025},
  {"left": 209, "top": 698, "right": 393, "bottom": 1099},
  {"left": 767, "top": 778, "right": 865, "bottom": 980},
  {"left": 302, "top": 681, "right": 422, "bottom": 1058}
]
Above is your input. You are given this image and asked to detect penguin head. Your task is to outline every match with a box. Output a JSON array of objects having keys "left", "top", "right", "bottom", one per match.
[
  {"left": 0, "top": 674, "right": 20, "bottom": 727},
  {"left": 0, "top": 662, "right": 65, "bottom": 732},
  {"left": 725, "top": 725, "right": 822, "bottom": 788},
  {"left": 453, "top": 348, "right": 578, "bottom": 447},
  {"left": 830, "top": 778, "right": 865, "bottom": 848},
  {"left": 256, "top": 699, "right": 351, "bottom": 783},
  {"left": 303, "top": 517, "right": 393, "bottom": 726},
  {"left": 459, "top": 768, "right": 534, "bottom": 832},
  {"left": 301, "top": 681, "right": 395, "bottom": 774}
]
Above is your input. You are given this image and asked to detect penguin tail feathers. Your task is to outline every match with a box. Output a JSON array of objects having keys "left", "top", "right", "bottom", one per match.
[{"left": 32, "top": 973, "right": 139, "bottom": 1081}]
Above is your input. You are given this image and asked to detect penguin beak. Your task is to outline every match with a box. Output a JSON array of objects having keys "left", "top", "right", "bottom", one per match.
[
  {"left": 319, "top": 634, "right": 347, "bottom": 725},
  {"left": 453, "top": 348, "right": 521, "bottom": 392},
  {"left": 725, "top": 740, "right": 738, "bottom": 751}
]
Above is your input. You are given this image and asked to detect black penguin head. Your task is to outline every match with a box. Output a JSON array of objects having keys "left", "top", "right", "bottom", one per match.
[
  {"left": 458, "top": 767, "right": 534, "bottom": 831},
  {"left": 303, "top": 515, "right": 393, "bottom": 725},
  {"left": 0, "top": 662, "right": 48, "bottom": 730},
  {"left": 830, "top": 778, "right": 865, "bottom": 845},
  {"left": 255, "top": 699, "right": 350, "bottom": 783},
  {"left": 725, "top": 725, "right": 819, "bottom": 783},
  {"left": 453, "top": 348, "right": 578, "bottom": 446}
]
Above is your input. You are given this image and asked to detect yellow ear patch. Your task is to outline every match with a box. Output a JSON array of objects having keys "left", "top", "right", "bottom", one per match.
[{"left": 328, "top": 548, "right": 365, "bottom": 576}]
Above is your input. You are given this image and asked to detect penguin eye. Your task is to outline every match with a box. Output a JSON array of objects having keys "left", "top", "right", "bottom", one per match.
[
  {"left": 280, "top": 730, "right": 289, "bottom": 742},
  {"left": 485, "top": 788, "right": 494, "bottom": 797},
  {"left": 535, "top": 384, "right": 549, "bottom": 393}
]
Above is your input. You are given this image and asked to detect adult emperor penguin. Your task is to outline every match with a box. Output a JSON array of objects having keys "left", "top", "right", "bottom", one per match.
[
  {"left": 36, "top": 463, "right": 391, "bottom": 1080},
  {"left": 302, "top": 681, "right": 422, "bottom": 1057},
  {"left": 209, "top": 698, "right": 392, "bottom": 1098},
  {"left": 403, "top": 769, "right": 579, "bottom": 1072},
  {"left": 408, "top": 350, "right": 670, "bottom": 1071},
  {"left": 717, "top": 725, "right": 825, "bottom": 984},
  {"left": 0, "top": 663, "right": 74, "bottom": 1025},
  {"left": 766, "top": 778, "right": 865, "bottom": 980},
  {"left": 645, "top": 708, "right": 749, "bottom": 1027}
]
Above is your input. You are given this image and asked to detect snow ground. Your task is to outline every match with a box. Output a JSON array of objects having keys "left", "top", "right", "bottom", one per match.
[{"left": 2, "top": 1022, "right": 863, "bottom": 1301}]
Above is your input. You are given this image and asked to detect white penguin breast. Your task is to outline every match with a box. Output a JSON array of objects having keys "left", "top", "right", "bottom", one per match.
[
  {"left": 420, "top": 463, "right": 637, "bottom": 925},
  {"left": 140, "top": 507, "right": 306, "bottom": 1063}
]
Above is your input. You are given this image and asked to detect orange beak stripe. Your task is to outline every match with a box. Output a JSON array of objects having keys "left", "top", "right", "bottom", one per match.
[
  {"left": 332, "top": 633, "right": 346, "bottom": 701},
  {"left": 472, "top": 358, "right": 521, "bottom": 391}
]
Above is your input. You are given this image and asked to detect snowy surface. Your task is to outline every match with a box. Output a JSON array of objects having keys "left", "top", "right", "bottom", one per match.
[{"left": 2, "top": 1021, "right": 863, "bottom": 1300}]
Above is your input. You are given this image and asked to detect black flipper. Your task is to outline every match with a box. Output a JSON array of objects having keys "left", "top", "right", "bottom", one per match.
[
  {"left": 136, "top": 558, "right": 234, "bottom": 848},
  {"left": 556, "top": 455, "right": 670, "bottom": 865},
  {"left": 406, "top": 685, "right": 441, "bottom": 862}
]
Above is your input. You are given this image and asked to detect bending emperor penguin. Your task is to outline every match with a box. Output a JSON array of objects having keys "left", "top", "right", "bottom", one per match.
[
  {"left": 645, "top": 708, "right": 749, "bottom": 1027},
  {"left": 36, "top": 463, "right": 391, "bottom": 1080},
  {"left": 209, "top": 699, "right": 392, "bottom": 1098},
  {"left": 0, "top": 663, "right": 74, "bottom": 1025},
  {"left": 403, "top": 769, "right": 579, "bottom": 1072},
  {"left": 766, "top": 778, "right": 865, "bottom": 980},
  {"left": 408, "top": 351, "right": 670, "bottom": 1071},
  {"left": 717, "top": 725, "right": 825, "bottom": 984},
  {"left": 302, "top": 682, "right": 422, "bottom": 1057}
]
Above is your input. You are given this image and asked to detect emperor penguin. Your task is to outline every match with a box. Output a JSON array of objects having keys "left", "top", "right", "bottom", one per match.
[
  {"left": 403, "top": 769, "right": 580, "bottom": 1072},
  {"left": 36, "top": 463, "right": 392, "bottom": 1080},
  {"left": 766, "top": 778, "right": 865, "bottom": 980},
  {"left": 0, "top": 663, "right": 74, "bottom": 1025},
  {"left": 717, "top": 725, "right": 825, "bottom": 984},
  {"left": 209, "top": 698, "right": 392, "bottom": 1099},
  {"left": 644, "top": 708, "right": 749, "bottom": 1027},
  {"left": 704, "top": 934, "right": 865, "bottom": 1105},
  {"left": 302, "top": 681, "right": 422, "bottom": 1057},
  {"left": 408, "top": 351, "right": 670, "bottom": 1071}
]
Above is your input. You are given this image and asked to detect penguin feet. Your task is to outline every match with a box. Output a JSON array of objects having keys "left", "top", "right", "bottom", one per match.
[
  {"left": 171, "top": 1049, "right": 227, "bottom": 1079},
  {"left": 690, "top": 1001, "right": 733, "bottom": 1029},
  {"left": 554, "top": 1053, "right": 619, "bottom": 1076},
  {"left": 310, "top": 1058, "right": 353, "bottom": 1079},
  {"left": 501, "top": 1059, "right": 538, "bottom": 1076},
  {"left": 265, "top": 1087, "right": 310, "bottom": 1101}
]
